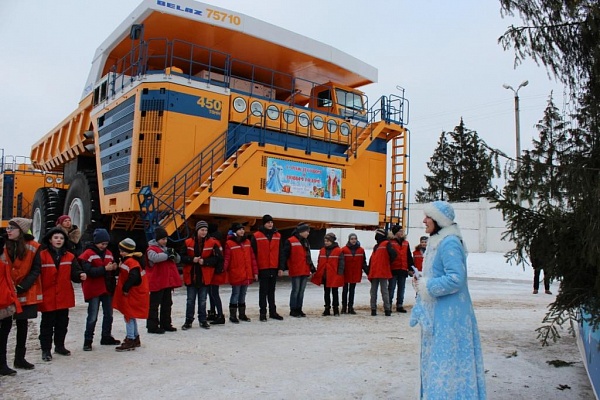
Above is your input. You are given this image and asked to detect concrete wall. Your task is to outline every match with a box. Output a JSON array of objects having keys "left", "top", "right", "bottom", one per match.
[{"left": 328, "top": 198, "right": 513, "bottom": 254}]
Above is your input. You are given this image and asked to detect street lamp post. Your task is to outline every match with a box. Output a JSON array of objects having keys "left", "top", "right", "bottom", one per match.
[{"left": 503, "top": 80, "right": 529, "bottom": 203}]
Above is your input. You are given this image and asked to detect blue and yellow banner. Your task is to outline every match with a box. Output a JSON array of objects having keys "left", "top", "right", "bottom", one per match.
[{"left": 266, "top": 157, "right": 341, "bottom": 200}]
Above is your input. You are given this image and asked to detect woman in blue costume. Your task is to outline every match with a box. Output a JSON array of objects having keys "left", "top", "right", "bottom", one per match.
[
  {"left": 266, "top": 161, "right": 284, "bottom": 193},
  {"left": 410, "top": 201, "right": 486, "bottom": 399}
]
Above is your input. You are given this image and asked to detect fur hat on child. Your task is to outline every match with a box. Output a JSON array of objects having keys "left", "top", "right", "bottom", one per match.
[
  {"left": 93, "top": 228, "right": 110, "bottom": 244},
  {"left": 375, "top": 228, "right": 387, "bottom": 242},
  {"left": 296, "top": 222, "right": 310, "bottom": 233},
  {"left": 391, "top": 225, "right": 403, "bottom": 235},
  {"left": 324, "top": 232, "right": 337, "bottom": 243},
  {"left": 423, "top": 201, "right": 456, "bottom": 228},
  {"left": 56, "top": 215, "right": 71, "bottom": 226},
  {"left": 119, "top": 238, "right": 137, "bottom": 252},
  {"left": 195, "top": 220, "right": 209, "bottom": 231},
  {"left": 9, "top": 218, "right": 32, "bottom": 235},
  {"left": 154, "top": 227, "right": 168, "bottom": 241},
  {"left": 262, "top": 214, "right": 274, "bottom": 224}
]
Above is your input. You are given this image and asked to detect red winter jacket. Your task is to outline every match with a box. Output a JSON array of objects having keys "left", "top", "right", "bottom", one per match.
[
  {"left": 78, "top": 245, "right": 116, "bottom": 301},
  {"left": 113, "top": 257, "right": 149, "bottom": 320},
  {"left": 146, "top": 243, "right": 182, "bottom": 292},
  {"left": 224, "top": 235, "right": 257, "bottom": 286},
  {"left": 368, "top": 240, "right": 395, "bottom": 280},
  {"left": 341, "top": 244, "right": 366, "bottom": 284},
  {"left": 0, "top": 259, "right": 22, "bottom": 314},
  {"left": 311, "top": 245, "right": 345, "bottom": 288},
  {"left": 36, "top": 247, "right": 83, "bottom": 312}
]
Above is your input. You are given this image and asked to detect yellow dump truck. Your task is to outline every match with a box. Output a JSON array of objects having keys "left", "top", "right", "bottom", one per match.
[{"left": 20, "top": 0, "right": 409, "bottom": 243}]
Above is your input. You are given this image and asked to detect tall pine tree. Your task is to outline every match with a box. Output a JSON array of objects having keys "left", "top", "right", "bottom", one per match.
[
  {"left": 496, "top": 0, "right": 600, "bottom": 342},
  {"left": 417, "top": 118, "right": 498, "bottom": 202}
]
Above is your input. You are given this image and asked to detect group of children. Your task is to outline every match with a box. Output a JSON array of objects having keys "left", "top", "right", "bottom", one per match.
[{"left": 0, "top": 213, "right": 429, "bottom": 377}]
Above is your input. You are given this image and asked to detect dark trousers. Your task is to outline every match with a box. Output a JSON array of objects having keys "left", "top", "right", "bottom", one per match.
[
  {"left": 208, "top": 285, "right": 223, "bottom": 315},
  {"left": 533, "top": 268, "right": 550, "bottom": 291},
  {"left": 0, "top": 316, "right": 12, "bottom": 366},
  {"left": 39, "top": 309, "right": 69, "bottom": 351},
  {"left": 342, "top": 283, "right": 356, "bottom": 306},
  {"left": 324, "top": 287, "right": 340, "bottom": 308},
  {"left": 258, "top": 269, "right": 278, "bottom": 315},
  {"left": 147, "top": 289, "right": 173, "bottom": 330}
]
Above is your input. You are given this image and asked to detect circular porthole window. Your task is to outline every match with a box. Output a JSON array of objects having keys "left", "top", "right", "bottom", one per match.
[
  {"left": 233, "top": 97, "right": 247, "bottom": 113},
  {"left": 313, "top": 115, "right": 324, "bottom": 130},
  {"left": 283, "top": 109, "right": 295, "bottom": 124},
  {"left": 266, "top": 105, "right": 280, "bottom": 120},
  {"left": 327, "top": 119, "right": 338, "bottom": 134},
  {"left": 298, "top": 112, "right": 310, "bottom": 127},
  {"left": 340, "top": 122, "right": 350, "bottom": 136},
  {"left": 250, "top": 101, "right": 263, "bottom": 116}
]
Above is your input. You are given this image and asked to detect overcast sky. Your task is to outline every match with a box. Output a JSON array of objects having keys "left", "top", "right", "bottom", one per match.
[{"left": 0, "top": 1, "right": 564, "bottom": 199}]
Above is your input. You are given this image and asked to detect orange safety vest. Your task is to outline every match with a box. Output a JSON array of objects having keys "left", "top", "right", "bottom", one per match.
[
  {"left": 253, "top": 231, "right": 281, "bottom": 270},
  {"left": 3, "top": 240, "right": 43, "bottom": 306},
  {"left": 286, "top": 236, "right": 311, "bottom": 277},
  {"left": 38, "top": 249, "right": 77, "bottom": 312},
  {"left": 413, "top": 248, "right": 425, "bottom": 272},
  {"left": 341, "top": 245, "right": 365, "bottom": 284},
  {"left": 225, "top": 238, "right": 255, "bottom": 286},
  {"left": 0, "top": 259, "right": 22, "bottom": 313},
  {"left": 311, "top": 246, "right": 344, "bottom": 288},
  {"left": 78, "top": 247, "right": 115, "bottom": 301},
  {"left": 113, "top": 257, "right": 149, "bottom": 320},
  {"left": 390, "top": 239, "right": 410, "bottom": 271},
  {"left": 368, "top": 241, "right": 393, "bottom": 279},
  {"left": 183, "top": 237, "right": 221, "bottom": 285}
]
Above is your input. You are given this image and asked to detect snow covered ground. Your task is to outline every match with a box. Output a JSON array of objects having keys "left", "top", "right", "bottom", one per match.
[{"left": 0, "top": 252, "right": 594, "bottom": 399}]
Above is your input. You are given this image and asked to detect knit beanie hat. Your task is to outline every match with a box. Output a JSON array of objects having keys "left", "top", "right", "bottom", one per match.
[
  {"left": 423, "top": 201, "right": 455, "bottom": 228},
  {"left": 56, "top": 215, "right": 71, "bottom": 226},
  {"left": 119, "top": 238, "right": 137, "bottom": 252},
  {"left": 9, "top": 218, "right": 32, "bottom": 234},
  {"left": 262, "top": 214, "right": 274, "bottom": 224},
  {"left": 375, "top": 228, "right": 387, "bottom": 242},
  {"left": 391, "top": 225, "right": 403, "bottom": 235},
  {"left": 324, "top": 232, "right": 336, "bottom": 243},
  {"left": 93, "top": 228, "right": 110, "bottom": 244},
  {"left": 296, "top": 222, "right": 310, "bottom": 233},
  {"left": 230, "top": 222, "right": 244, "bottom": 232},
  {"left": 348, "top": 233, "right": 358, "bottom": 240},
  {"left": 420, "top": 236, "right": 429, "bottom": 242},
  {"left": 154, "top": 227, "right": 168, "bottom": 240},
  {"left": 195, "top": 220, "right": 209, "bottom": 231}
]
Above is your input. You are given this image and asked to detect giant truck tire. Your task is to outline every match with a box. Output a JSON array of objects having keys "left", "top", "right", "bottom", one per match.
[
  {"left": 63, "top": 170, "right": 104, "bottom": 239},
  {"left": 31, "top": 187, "right": 67, "bottom": 241}
]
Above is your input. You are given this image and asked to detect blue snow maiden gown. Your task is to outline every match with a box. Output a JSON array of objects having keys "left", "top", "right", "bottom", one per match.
[{"left": 409, "top": 224, "right": 486, "bottom": 399}]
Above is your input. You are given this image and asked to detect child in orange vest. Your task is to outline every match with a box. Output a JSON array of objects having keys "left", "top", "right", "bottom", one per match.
[
  {"left": 113, "top": 238, "right": 149, "bottom": 352},
  {"left": 311, "top": 232, "right": 345, "bottom": 316}
]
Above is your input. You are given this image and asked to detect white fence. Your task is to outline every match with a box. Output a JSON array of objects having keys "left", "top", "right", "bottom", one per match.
[{"left": 330, "top": 198, "right": 513, "bottom": 254}]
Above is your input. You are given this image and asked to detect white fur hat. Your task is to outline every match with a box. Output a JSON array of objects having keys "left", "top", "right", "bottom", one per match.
[{"left": 423, "top": 201, "right": 455, "bottom": 228}]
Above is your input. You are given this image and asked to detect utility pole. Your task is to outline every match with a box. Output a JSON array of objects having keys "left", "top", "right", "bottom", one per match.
[{"left": 503, "top": 80, "right": 529, "bottom": 203}]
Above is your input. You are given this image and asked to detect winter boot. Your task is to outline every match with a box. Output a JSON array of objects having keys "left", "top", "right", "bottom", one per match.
[
  {"left": 396, "top": 305, "right": 407, "bottom": 313},
  {"left": 182, "top": 319, "right": 193, "bottom": 330},
  {"left": 133, "top": 336, "right": 141, "bottom": 348},
  {"left": 14, "top": 348, "right": 35, "bottom": 370},
  {"left": 322, "top": 306, "right": 331, "bottom": 316},
  {"left": 260, "top": 313, "right": 268, "bottom": 322},
  {"left": 199, "top": 321, "right": 211, "bottom": 329},
  {"left": 211, "top": 314, "right": 226, "bottom": 325},
  {"left": 0, "top": 349, "right": 16, "bottom": 376},
  {"left": 371, "top": 309, "right": 377, "bottom": 316},
  {"left": 333, "top": 307, "right": 340, "bottom": 316},
  {"left": 83, "top": 340, "right": 93, "bottom": 352},
  {"left": 298, "top": 308, "right": 306, "bottom": 317},
  {"left": 207, "top": 310, "right": 217, "bottom": 321},
  {"left": 238, "top": 304, "right": 251, "bottom": 322},
  {"left": 348, "top": 306, "right": 356, "bottom": 315},
  {"left": 269, "top": 312, "right": 284, "bottom": 321},
  {"left": 54, "top": 346, "right": 71, "bottom": 356},
  {"left": 115, "top": 338, "right": 136, "bottom": 352},
  {"left": 341, "top": 305, "right": 347, "bottom": 314},
  {"left": 101, "top": 336, "right": 121, "bottom": 345},
  {"left": 289, "top": 308, "right": 300, "bottom": 318},
  {"left": 229, "top": 304, "right": 239, "bottom": 324},
  {"left": 41, "top": 350, "right": 52, "bottom": 362},
  {"left": 384, "top": 309, "right": 392, "bottom": 316}
]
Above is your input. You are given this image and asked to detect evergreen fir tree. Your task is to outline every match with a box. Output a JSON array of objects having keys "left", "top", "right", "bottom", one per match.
[{"left": 496, "top": 0, "right": 600, "bottom": 341}]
